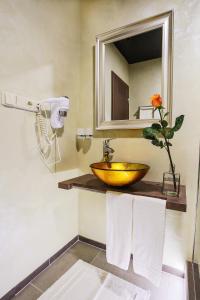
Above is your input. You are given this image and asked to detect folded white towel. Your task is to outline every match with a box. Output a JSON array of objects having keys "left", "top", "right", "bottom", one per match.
[
  {"left": 93, "top": 273, "right": 150, "bottom": 300},
  {"left": 38, "top": 260, "right": 105, "bottom": 300},
  {"left": 106, "top": 192, "right": 133, "bottom": 270},
  {"left": 132, "top": 196, "right": 166, "bottom": 286},
  {"left": 38, "top": 260, "right": 150, "bottom": 300}
]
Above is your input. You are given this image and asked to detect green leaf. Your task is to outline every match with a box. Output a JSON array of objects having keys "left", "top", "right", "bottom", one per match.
[
  {"left": 165, "top": 128, "right": 174, "bottom": 139},
  {"left": 159, "top": 141, "right": 164, "bottom": 148},
  {"left": 161, "top": 120, "right": 168, "bottom": 128},
  {"left": 143, "top": 127, "right": 158, "bottom": 140},
  {"left": 152, "top": 123, "right": 161, "bottom": 131},
  {"left": 173, "top": 115, "right": 184, "bottom": 132},
  {"left": 151, "top": 139, "right": 164, "bottom": 148},
  {"left": 164, "top": 112, "right": 169, "bottom": 118},
  {"left": 151, "top": 139, "right": 160, "bottom": 147},
  {"left": 133, "top": 108, "right": 139, "bottom": 118}
]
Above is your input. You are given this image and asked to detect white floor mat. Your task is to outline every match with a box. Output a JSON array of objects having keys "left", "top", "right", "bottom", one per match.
[{"left": 37, "top": 260, "right": 150, "bottom": 300}]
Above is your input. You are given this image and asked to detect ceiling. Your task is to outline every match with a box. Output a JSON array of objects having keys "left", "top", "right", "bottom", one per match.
[{"left": 114, "top": 27, "right": 162, "bottom": 64}]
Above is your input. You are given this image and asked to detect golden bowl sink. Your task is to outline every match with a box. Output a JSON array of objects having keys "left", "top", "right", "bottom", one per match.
[{"left": 90, "top": 162, "right": 150, "bottom": 187}]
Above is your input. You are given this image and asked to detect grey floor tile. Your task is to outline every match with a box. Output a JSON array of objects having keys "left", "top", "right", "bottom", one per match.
[
  {"left": 68, "top": 241, "right": 101, "bottom": 263},
  {"left": 13, "top": 284, "right": 41, "bottom": 300},
  {"left": 32, "top": 252, "right": 78, "bottom": 292}
]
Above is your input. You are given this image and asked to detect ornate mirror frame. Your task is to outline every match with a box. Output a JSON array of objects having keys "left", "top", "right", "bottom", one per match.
[{"left": 95, "top": 11, "right": 173, "bottom": 130}]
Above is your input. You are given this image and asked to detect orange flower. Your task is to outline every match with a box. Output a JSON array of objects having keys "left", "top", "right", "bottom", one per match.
[{"left": 151, "top": 94, "right": 162, "bottom": 108}]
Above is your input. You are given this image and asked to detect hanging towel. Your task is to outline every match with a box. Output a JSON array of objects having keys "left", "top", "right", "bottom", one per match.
[
  {"left": 106, "top": 192, "right": 133, "bottom": 270},
  {"left": 132, "top": 196, "right": 166, "bottom": 287}
]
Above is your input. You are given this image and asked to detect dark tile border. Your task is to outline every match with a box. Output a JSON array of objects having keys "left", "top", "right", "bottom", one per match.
[
  {"left": 79, "top": 235, "right": 106, "bottom": 250},
  {"left": 187, "top": 261, "right": 200, "bottom": 300},
  {"left": 193, "top": 263, "right": 200, "bottom": 300},
  {"left": 162, "top": 264, "right": 185, "bottom": 278},
  {"left": 49, "top": 235, "right": 78, "bottom": 264},
  {"left": 187, "top": 261, "right": 195, "bottom": 300},
  {"left": 1, "top": 235, "right": 78, "bottom": 300},
  {"left": 0, "top": 259, "right": 50, "bottom": 300}
]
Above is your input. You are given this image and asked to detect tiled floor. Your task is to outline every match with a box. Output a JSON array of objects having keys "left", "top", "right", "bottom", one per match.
[{"left": 12, "top": 241, "right": 185, "bottom": 300}]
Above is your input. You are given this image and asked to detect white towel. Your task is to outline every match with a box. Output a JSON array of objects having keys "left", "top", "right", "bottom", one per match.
[
  {"left": 38, "top": 260, "right": 150, "bottom": 300},
  {"left": 132, "top": 196, "right": 166, "bottom": 286},
  {"left": 38, "top": 260, "right": 105, "bottom": 300},
  {"left": 106, "top": 192, "right": 133, "bottom": 270},
  {"left": 93, "top": 273, "right": 150, "bottom": 300}
]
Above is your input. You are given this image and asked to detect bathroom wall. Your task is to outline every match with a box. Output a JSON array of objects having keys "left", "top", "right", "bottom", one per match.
[
  {"left": 1, "top": 0, "right": 200, "bottom": 296},
  {"left": 129, "top": 58, "right": 162, "bottom": 119},
  {"left": 0, "top": 0, "right": 80, "bottom": 297},
  {"left": 105, "top": 43, "right": 129, "bottom": 121},
  {"left": 79, "top": 0, "right": 200, "bottom": 271}
]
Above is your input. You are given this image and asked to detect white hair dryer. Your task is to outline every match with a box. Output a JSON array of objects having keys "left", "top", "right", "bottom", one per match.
[{"left": 40, "top": 96, "right": 69, "bottom": 129}]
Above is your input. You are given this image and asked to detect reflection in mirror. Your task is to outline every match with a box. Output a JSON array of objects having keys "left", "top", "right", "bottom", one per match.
[
  {"left": 96, "top": 11, "right": 173, "bottom": 130},
  {"left": 104, "top": 28, "right": 162, "bottom": 122}
]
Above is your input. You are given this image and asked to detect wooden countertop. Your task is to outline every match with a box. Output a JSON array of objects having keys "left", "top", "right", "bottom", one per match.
[{"left": 58, "top": 174, "right": 186, "bottom": 212}]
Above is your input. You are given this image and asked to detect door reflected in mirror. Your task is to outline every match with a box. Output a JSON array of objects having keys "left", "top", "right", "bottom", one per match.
[{"left": 104, "top": 28, "right": 162, "bottom": 121}]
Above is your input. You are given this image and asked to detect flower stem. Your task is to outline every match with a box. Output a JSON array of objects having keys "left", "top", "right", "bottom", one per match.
[{"left": 158, "top": 109, "right": 176, "bottom": 191}]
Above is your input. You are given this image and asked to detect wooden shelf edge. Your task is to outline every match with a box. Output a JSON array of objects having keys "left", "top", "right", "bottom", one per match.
[{"left": 58, "top": 174, "right": 187, "bottom": 212}]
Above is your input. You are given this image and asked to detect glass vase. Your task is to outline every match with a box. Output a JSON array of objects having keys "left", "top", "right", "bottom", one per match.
[{"left": 162, "top": 164, "right": 180, "bottom": 197}]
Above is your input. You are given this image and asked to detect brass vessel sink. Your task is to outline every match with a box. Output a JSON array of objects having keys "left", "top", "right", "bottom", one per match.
[{"left": 90, "top": 162, "right": 150, "bottom": 187}]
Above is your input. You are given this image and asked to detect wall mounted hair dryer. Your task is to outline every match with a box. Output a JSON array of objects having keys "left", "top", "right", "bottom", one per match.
[
  {"left": 40, "top": 96, "right": 70, "bottom": 129},
  {"left": 1, "top": 91, "right": 69, "bottom": 168}
]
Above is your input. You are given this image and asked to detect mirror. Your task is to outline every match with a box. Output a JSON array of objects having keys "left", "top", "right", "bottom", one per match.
[{"left": 95, "top": 11, "right": 173, "bottom": 130}]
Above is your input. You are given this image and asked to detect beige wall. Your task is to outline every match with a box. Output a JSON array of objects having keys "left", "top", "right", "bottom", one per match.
[
  {"left": 1, "top": 0, "right": 200, "bottom": 296},
  {"left": 129, "top": 58, "right": 162, "bottom": 119},
  {"left": 0, "top": 0, "right": 80, "bottom": 297},
  {"left": 79, "top": 0, "right": 200, "bottom": 271},
  {"left": 105, "top": 43, "right": 129, "bottom": 121}
]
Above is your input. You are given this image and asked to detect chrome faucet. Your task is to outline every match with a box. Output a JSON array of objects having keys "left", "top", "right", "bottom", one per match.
[{"left": 103, "top": 139, "right": 114, "bottom": 162}]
